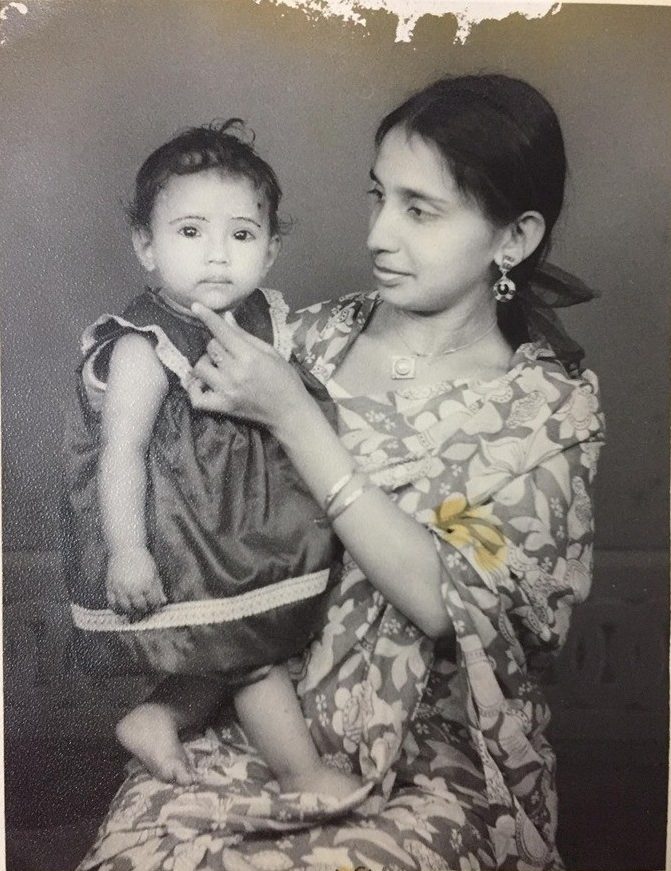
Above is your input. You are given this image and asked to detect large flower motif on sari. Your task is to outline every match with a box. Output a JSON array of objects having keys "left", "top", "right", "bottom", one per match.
[{"left": 430, "top": 494, "right": 507, "bottom": 582}]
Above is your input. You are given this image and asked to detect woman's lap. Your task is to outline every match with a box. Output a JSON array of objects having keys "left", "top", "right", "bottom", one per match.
[
  {"left": 79, "top": 670, "right": 502, "bottom": 871},
  {"left": 79, "top": 757, "right": 495, "bottom": 871},
  {"left": 78, "top": 582, "right": 562, "bottom": 871}
]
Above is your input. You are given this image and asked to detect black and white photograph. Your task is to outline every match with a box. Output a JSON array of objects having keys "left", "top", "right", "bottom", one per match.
[{"left": 1, "top": 1, "right": 669, "bottom": 869}]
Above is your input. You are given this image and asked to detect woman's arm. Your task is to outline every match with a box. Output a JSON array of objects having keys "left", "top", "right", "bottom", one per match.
[
  {"left": 276, "top": 399, "right": 451, "bottom": 639},
  {"left": 189, "top": 307, "right": 451, "bottom": 640},
  {"left": 100, "top": 332, "right": 169, "bottom": 615}
]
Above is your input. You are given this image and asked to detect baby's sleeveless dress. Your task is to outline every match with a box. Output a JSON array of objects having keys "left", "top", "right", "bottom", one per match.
[{"left": 61, "top": 287, "right": 339, "bottom": 684}]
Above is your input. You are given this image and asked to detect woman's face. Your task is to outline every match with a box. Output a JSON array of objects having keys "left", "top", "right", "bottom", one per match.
[{"left": 367, "top": 127, "right": 507, "bottom": 314}]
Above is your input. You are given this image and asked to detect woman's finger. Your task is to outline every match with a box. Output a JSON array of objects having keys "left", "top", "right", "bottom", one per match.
[
  {"left": 187, "top": 379, "right": 235, "bottom": 413},
  {"left": 192, "top": 355, "right": 228, "bottom": 386},
  {"left": 187, "top": 369, "right": 236, "bottom": 414},
  {"left": 192, "top": 304, "right": 272, "bottom": 356},
  {"left": 191, "top": 303, "right": 241, "bottom": 349},
  {"left": 206, "top": 338, "right": 229, "bottom": 367}
]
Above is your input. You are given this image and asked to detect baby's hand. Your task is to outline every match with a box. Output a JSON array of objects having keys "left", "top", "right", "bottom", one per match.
[{"left": 106, "top": 547, "right": 167, "bottom": 619}]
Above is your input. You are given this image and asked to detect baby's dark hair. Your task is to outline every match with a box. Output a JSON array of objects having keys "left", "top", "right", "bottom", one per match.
[{"left": 127, "top": 119, "right": 284, "bottom": 236}]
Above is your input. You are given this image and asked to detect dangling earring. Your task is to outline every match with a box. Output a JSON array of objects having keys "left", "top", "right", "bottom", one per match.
[{"left": 493, "top": 255, "right": 516, "bottom": 302}]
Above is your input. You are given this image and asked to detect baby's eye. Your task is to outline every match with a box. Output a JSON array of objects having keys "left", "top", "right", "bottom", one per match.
[
  {"left": 178, "top": 225, "right": 200, "bottom": 238},
  {"left": 233, "top": 229, "right": 255, "bottom": 241}
]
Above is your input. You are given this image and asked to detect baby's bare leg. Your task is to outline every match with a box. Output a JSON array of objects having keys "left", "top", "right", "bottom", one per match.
[
  {"left": 116, "top": 675, "right": 227, "bottom": 785},
  {"left": 235, "top": 664, "right": 361, "bottom": 799}
]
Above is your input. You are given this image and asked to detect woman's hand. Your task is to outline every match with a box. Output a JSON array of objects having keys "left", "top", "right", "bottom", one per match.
[{"left": 188, "top": 304, "right": 308, "bottom": 436}]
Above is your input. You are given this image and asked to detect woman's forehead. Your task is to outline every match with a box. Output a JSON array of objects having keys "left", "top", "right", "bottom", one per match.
[{"left": 373, "top": 127, "right": 458, "bottom": 198}]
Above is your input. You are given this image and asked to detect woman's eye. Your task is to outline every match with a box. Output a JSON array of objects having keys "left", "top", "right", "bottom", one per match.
[
  {"left": 366, "top": 188, "right": 384, "bottom": 203},
  {"left": 408, "top": 205, "right": 434, "bottom": 221},
  {"left": 178, "top": 226, "right": 200, "bottom": 238},
  {"left": 233, "top": 229, "right": 254, "bottom": 241}
]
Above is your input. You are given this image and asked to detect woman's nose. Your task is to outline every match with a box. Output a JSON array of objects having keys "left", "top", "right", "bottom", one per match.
[{"left": 366, "top": 203, "right": 398, "bottom": 254}]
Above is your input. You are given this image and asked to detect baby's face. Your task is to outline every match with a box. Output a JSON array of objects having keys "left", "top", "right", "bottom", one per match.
[{"left": 133, "top": 169, "right": 279, "bottom": 312}]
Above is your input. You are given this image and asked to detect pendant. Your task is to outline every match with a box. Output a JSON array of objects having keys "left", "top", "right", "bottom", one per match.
[{"left": 391, "top": 355, "right": 416, "bottom": 380}]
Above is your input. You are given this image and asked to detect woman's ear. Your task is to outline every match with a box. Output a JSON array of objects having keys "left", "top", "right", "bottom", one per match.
[
  {"left": 497, "top": 211, "right": 546, "bottom": 269},
  {"left": 131, "top": 228, "right": 156, "bottom": 272}
]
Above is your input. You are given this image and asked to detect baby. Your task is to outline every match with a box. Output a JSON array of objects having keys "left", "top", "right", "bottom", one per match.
[{"left": 62, "top": 121, "right": 360, "bottom": 799}]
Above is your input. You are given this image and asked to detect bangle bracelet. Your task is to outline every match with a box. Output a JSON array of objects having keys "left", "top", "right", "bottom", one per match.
[
  {"left": 327, "top": 482, "right": 374, "bottom": 522},
  {"left": 323, "top": 469, "right": 358, "bottom": 513}
]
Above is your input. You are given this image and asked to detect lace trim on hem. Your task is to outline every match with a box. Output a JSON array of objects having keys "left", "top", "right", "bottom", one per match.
[{"left": 71, "top": 569, "right": 330, "bottom": 631}]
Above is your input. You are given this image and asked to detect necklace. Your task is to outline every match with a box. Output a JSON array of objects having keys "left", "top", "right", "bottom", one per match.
[{"left": 389, "top": 313, "right": 498, "bottom": 380}]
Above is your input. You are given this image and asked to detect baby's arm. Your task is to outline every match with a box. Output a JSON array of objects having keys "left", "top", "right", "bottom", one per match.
[{"left": 100, "top": 333, "right": 169, "bottom": 617}]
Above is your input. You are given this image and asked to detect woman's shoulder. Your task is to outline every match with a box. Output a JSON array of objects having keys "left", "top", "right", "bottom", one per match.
[
  {"left": 511, "top": 341, "right": 599, "bottom": 390},
  {"left": 292, "top": 291, "right": 375, "bottom": 327},
  {"left": 505, "top": 341, "right": 603, "bottom": 440}
]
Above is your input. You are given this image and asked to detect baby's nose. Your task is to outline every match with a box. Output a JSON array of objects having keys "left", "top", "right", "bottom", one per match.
[{"left": 207, "top": 237, "right": 230, "bottom": 262}]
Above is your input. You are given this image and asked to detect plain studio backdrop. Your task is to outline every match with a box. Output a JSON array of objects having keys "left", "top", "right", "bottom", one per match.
[{"left": 0, "top": 2, "right": 669, "bottom": 870}]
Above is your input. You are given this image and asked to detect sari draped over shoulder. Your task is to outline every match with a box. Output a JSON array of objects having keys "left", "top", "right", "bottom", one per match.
[{"left": 79, "top": 292, "right": 604, "bottom": 871}]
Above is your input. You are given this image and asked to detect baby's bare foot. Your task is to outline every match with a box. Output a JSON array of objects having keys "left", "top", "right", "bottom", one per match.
[
  {"left": 279, "top": 763, "right": 361, "bottom": 800},
  {"left": 116, "top": 703, "right": 196, "bottom": 785}
]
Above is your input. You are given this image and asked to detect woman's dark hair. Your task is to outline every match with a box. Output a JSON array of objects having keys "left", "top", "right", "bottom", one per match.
[
  {"left": 375, "top": 74, "right": 566, "bottom": 296},
  {"left": 128, "top": 119, "right": 284, "bottom": 236}
]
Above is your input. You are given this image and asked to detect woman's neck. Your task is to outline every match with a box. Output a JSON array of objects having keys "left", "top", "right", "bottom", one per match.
[
  {"left": 379, "top": 294, "right": 499, "bottom": 358},
  {"left": 331, "top": 292, "right": 513, "bottom": 396}
]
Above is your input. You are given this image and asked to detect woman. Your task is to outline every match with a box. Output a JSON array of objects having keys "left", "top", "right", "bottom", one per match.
[{"left": 79, "top": 74, "right": 604, "bottom": 870}]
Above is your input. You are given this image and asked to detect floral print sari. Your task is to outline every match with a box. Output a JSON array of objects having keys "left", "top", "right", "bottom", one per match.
[{"left": 79, "top": 292, "right": 604, "bottom": 871}]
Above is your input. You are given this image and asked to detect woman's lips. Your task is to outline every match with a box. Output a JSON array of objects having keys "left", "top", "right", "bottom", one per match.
[{"left": 373, "top": 265, "right": 411, "bottom": 285}]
